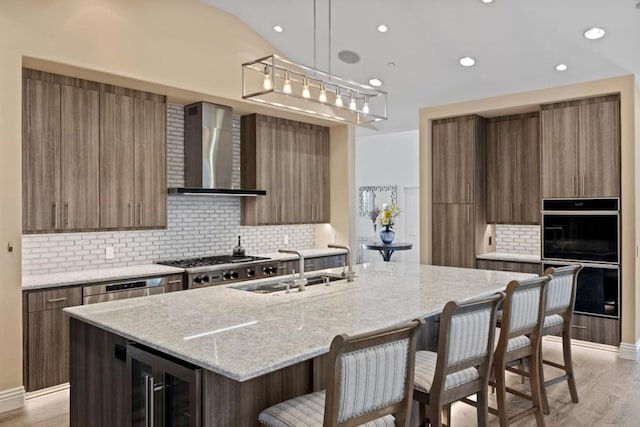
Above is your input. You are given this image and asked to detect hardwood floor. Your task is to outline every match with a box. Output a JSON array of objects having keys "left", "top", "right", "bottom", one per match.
[{"left": 1, "top": 339, "right": 639, "bottom": 426}]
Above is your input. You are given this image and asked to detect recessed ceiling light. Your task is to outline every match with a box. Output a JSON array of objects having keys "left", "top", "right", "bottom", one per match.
[
  {"left": 273, "top": 25, "right": 284, "bottom": 33},
  {"left": 555, "top": 63, "right": 568, "bottom": 71},
  {"left": 481, "top": 0, "right": 494, "bottom": 3},
  {"left": 584, "top": 27, "right": 605, "bottom": 40},
  {"left": 368, "top": 78, "right": 383, "bottom": 87},
  {"left": 459, "top": 57, "right": 476, "bottom": 67},
  {"left": 387, "top": 62, "right": 396, "bottom": 67},
  {"left": 377, "top": 24, "right": 388, "bottom": 33}
]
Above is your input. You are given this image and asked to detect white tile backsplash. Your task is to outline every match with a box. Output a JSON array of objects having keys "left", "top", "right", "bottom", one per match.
[
  {"left": 495, "top": 224, "right": 540, "bottom": 255},
  {"left": 23, "top": 104, "right": 315, "bottom": 275}
]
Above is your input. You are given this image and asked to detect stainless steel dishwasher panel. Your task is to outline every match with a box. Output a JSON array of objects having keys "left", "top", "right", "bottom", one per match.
[{"left": 83, "top": 277, "right": 168, "bottom": 304}]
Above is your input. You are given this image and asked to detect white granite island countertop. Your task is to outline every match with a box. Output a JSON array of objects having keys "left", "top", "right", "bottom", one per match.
[{"left": 64, "top": 262, "right": 533, "bottom": 382}]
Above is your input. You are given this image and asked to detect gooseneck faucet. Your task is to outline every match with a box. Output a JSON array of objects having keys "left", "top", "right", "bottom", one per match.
[
  {"left": 328, "top": 244, "right": 355, "bottom": 282},
  {"left": 278, "top": 249, "right": 307, "bottom": 291}
]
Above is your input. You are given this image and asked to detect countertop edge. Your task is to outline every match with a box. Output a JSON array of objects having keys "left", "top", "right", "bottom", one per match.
[{"left": 476, "top": 252, "right": 541, "bottom": 263}]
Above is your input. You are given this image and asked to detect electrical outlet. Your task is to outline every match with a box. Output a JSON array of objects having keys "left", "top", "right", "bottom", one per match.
[
  {"left": 332, "top": 234, "right": 337, "bottom": 243},
  {"left": 105, "top": 246, "right": 115, "bottom": 260},
  {"left": 283, "top": 235, "right": 289, "bottom": 245}
]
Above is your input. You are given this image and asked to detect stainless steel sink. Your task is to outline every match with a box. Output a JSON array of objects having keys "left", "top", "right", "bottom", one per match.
[{"left": 231, "top": 274, "right": 345, "bottom": 293}]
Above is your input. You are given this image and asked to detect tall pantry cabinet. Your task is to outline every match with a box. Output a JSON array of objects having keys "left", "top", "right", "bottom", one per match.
[{"left": 431, "top": 115, "right": 487, "bottom": 268}]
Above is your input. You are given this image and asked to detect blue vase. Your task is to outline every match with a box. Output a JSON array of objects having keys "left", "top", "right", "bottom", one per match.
[{"left": 379, "top": 227, "right": 395, "bottom": 244}]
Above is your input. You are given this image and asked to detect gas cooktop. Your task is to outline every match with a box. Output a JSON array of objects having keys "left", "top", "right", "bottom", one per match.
[{"left": 156, "top": 255, "right": 271, "bottom": 269}]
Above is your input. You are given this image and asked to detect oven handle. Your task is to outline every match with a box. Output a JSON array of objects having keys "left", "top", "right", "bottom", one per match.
[
  {"left": 541, "top": 210, "right": 619, "bottom": 215},
  {"left": 542, "top": 260, "right": 620, "bottom": 270}
]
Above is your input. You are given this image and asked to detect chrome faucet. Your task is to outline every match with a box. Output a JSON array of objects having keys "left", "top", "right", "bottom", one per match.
[
  {"left": 328, "top": 244, "right": 355, "bottom": 282},
  {"left": 278, "top": 249, "right": 307, "bottom": 291}
]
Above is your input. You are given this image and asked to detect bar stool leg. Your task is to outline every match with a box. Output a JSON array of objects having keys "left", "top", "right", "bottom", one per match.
[
  {"left": 494, "top": 358, "right": 510, "bottom": 427},
  {"left": 529, "top": 351, "right": 546, "bottom": 427}
]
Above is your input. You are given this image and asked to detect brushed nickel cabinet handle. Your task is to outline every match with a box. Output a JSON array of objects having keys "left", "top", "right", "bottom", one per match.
[
  {"left": 138, "top": 203, "right": 142, "bottom": 226},
  {"left": 47, "top": 297, "right": 67, "bottom": 303},
  {"left": 64, "top": 202, "right": 69, "bottom": 227},
  {"left": 571, "top": 325, "right": 587, "bottom": 330},
  {"left": 167, "top": 280, "right": 182, "bottom": 284},
  {"left": 582, "top": 175, "right": 585, "bottom": 196},
  {"left": 467, "top": 205, "right": 470, "bottom": 224},
  {"left": 52, "top": 202, "right": 58, "bottom": 228},
  {"left": 128, "top": 203, "right": 133, "bottom": 226},
  {"left": 466, "top": 183, "right": 471, "bottom": 203}
]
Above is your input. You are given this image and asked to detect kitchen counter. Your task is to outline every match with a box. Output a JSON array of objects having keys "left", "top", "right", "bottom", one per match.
[
  {"left": 476, "top": 252, "right": 541, "bottom": 263},
  {"left": 22, "top": 248, "right": 347, "bottom": 290},
  {"left": 22, "top": 264, "right": 185, "bottom": 291},
  {"left": 65, "top": 262, "right": 533, "bottom": 382}
]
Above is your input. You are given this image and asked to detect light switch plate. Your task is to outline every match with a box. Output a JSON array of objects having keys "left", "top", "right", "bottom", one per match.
[
  {"left": 283, "top": 235, "right": 289, "bottom": 245},
  {"left": 105, "top": 246, "right": 115, "bottom": 260}
]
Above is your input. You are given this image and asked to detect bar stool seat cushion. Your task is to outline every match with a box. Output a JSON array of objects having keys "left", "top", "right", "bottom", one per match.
[
  {"left": 493, "top": 328, "right": 531, "bottom": 352},
  {"left": 413, "top": 351, "right": 480, "bottom": 394},
  {"left": 258, "top": 391, "right": 395, "bottom": 427},
  {"left": 543, "top": 314, "right": 564, "bottom": 328}
]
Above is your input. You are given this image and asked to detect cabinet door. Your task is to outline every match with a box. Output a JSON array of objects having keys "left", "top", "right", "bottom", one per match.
[
  {"left": 578, "top": 99, "right": 620, "bottom": 197},
  {"left": 432, "top": 204, "right": 473, "bottom": 268},
  {"left": 22, "top": 78, "right": 61, "bottom": 232},
  {"left": 254, "top": 116, "right": 279, "bottom": 225},
  {"left": 432, "top": 117, "right": 475, "bottom": 204},
  {"left": 316, "top": 127, "right": 330, "bottom": 223},
  {"left": 486, "top": 120, "right": 516, "bottom": 223},
  {"left": 27, "top": 309, "right": 69, "bottom": 391},
  {"left": 134, "top": 98, "right": 167, "bottom": 228},
  {"left": 60, "top": 85, "right": 100, "bottom": 230},
  {"left": 279, "top": 120, "right": 299, "bottom": 224},
  {"left": 515, "top": 115, "right": 540, "bottom": 224},
  {"left": 100, "top": 93, "right": 135, "bottom": 228},
  {"left": 541, "top": 106, "right": 580, "bottom": 198},
  {"left": 298, "top": 124, "right": 314, "bottom": 223}
]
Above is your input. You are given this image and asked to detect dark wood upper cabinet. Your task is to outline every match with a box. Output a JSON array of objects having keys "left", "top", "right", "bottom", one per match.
[
  {"left": 22, "top": 69, "right": 167, "bottom": 232},
  {"left": 486, "top": 113, "right": 540, "bottom": 224},
  {"left": 22, "top": 76, "right": 101, "bottom": 232},
  {"left": 541, "top": 95, "right": 620, "bottom": 198},
  {"left": 241, "top": 114, "right": 330, "bottom": 226},
  {"left": 431, "top": 115, "right": 487, "bottom": 268}
]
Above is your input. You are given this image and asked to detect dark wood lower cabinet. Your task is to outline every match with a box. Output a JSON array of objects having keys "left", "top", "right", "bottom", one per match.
[
  {"left": 570, "top": 313, "right": 620, "bottom": 347},
  {"left": 476, "top": 258, "right": 541, "bottom": 275}
]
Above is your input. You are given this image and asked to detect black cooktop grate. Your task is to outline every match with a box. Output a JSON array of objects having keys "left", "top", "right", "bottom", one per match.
[{"left": 156, "top": 255, "right": 270, "bottom": 269}]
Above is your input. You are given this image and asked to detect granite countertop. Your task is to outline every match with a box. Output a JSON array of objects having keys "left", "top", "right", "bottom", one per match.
[
  {"left": 22, "top": 264, "right": 186, "bottom": 291},
  {"left": 64, "top": 262, "right": 534, "bottom": 382},
  {"left": 476, "top": 252, "right": 541, "bottom": 263},
  {"left": 22, "top": 248, "right": 347, "bottom": 290}
]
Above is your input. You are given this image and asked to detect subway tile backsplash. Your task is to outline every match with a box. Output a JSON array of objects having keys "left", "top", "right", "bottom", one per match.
[
  {"left": 494, "top": 224, "right": 540, "bottom": 256},
  {"left": 22, "top": 104, "right": 315, "bottom": 275}
]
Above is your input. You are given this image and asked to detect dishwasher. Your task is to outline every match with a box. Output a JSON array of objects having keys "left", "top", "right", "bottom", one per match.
[{"left": 83, "top": 276, "right": 170, "bottom": 304}]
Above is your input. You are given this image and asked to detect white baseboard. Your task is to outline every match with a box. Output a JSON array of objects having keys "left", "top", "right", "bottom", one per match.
[
  {"left": 0, "top": 386, "right": 25, "bottom": 414},
  {"left": 619, "top": 339, "right": 640, "bottom": 361}
]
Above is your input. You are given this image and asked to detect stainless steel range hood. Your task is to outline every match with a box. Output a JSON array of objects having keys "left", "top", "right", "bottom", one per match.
[{"left": 168, "top": 102, "right": 266, "bottom": 196}]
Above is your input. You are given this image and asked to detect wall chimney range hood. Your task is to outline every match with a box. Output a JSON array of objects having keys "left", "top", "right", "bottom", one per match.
[{"left": 168, "top": 102, "right": 266, "bottom": 197}]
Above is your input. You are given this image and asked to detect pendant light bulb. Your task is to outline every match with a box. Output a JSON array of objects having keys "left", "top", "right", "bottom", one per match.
[
  {"left": 335, "top": 89, "right": 343, "bottom": 107},
  {"left": 319, "top": 84, "right": 327, "bottom": 103},
  {"left": 283, "top": 71, "right": 292, "bottom": 94},
  {"left": 262, "top": 66, "right": 272, "bottom": 91},
  {"left": 362, "top": 97, "right": 370, "bottom": 114},
  {"left": 302, "top": 78, "right": 310, "bottom": 99},
  {"left": 349, "top": 93, "right": 357, "bottom": 111}
]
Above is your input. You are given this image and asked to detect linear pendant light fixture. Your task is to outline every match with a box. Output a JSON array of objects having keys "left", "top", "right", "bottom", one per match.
[{"left": 242, "top": 1, "right": 388, "bottom": 125}]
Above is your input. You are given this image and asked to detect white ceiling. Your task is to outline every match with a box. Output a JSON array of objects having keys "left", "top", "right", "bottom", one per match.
[{"left": 202, "top": 0, "right": 640, "bottom": 135}]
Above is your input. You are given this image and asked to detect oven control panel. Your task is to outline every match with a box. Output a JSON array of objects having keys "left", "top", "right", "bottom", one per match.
[{"left": 188, "top": 261, "right": 282, "bottom": 288}]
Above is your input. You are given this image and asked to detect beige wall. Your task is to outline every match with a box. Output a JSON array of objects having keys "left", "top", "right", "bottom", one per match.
[
  {"left": 0, "top": 0, "right": 351, "bottom": 395},
  {"left": 419, "top": 76, "right": 639, "bottom": 345}
]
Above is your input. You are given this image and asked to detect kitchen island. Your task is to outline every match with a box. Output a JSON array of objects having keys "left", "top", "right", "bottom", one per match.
[{"left": 65, "top": 262, "right": 533, "bottom": 426}]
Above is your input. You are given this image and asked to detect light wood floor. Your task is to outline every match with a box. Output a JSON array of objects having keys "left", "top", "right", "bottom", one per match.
[{"left": 1, "top": 339, "right": 638, "bottom": 426}]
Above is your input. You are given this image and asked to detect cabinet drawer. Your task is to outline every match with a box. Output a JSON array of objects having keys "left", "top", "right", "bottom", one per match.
[
  {"left": 27, "top": 287, "right": 82, "bottom": 312},
  {"left": 476, "top": 259, "right": 541, "bottom": 275},
  {"left": 570, "top": 313, "right": 620, "bottom": 346}
]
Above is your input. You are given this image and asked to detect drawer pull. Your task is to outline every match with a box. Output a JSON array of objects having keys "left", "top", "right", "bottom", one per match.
[
  {"left": 47, "top": 297, "right": 68, "bottom": 303},
  {"left": 571, "top": 325, "right": 587, "bottom": 330},
  {"left": 167, "top": 280, "right": 182, "bottom": 284}
]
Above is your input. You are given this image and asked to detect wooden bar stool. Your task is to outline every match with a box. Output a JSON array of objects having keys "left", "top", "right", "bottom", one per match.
[
  {"left": 413, "top": 292, "right": 505, "bottom": 427},
  {"left": 258, "top": 318, "right": 424, "bottom": 427},
  {"left": 538, "top": 264, "right": 582, "bottom": 414},
  {"left": 491, "top": 275, "right": 550, "bottom": 427}
]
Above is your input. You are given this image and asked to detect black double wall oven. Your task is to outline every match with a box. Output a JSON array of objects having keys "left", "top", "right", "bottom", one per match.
[{"left": 542, "top": 198, "right": 620, "bottom": 319}]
